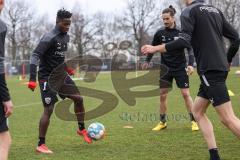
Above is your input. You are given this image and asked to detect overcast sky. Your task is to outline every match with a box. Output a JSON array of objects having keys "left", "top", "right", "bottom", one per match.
[{"left": 25, "top": 0, "right": 127, "bottom": 20}]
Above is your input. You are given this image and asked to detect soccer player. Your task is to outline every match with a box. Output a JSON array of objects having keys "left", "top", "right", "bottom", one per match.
[
  {"left": 141, "top": 0, "right": 240, "bottom": 160},
  {"left": 0, "top": 0, "right": 14, "bottom": 159},
  {"left": 142, "top": 6, "right": 199, "bottom": 131},
  {"left": 28, "top": 9, "right": 92, "bottom": 154}
]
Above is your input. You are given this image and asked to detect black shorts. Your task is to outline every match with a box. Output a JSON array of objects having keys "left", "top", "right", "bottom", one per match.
[
  {"left": 160, "top": 69, "right": 189, "bottom": 89},
  {"left": 0, "top": 103, "right": 8, "bottom": 133},
  {"left": 39, "top": 76, "right": 79, "bottom": 107},
  {"left": 197, "top": 71, "right": 230, "bottom": 107}
]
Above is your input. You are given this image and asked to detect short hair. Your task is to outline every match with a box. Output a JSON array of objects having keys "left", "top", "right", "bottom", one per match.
[
  {"left": 56, "top": 8, "right": 72, "bottom": 20},
  {"left": 162, "top": 5, "right": 176, "bottom": 17}
]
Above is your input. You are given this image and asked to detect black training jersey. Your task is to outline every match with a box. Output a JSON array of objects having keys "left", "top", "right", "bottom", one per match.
[
  {"left": 0, "top": 19, "right": 10, "bottom": 102},
  {"left": 146, "top": 26, "right": 194, "bottom": 71},
  {"left": 30, "top": 26, "right": 70, "bottom": 81},
  {"left": 165, "top": 0, "right": 240, "bottom": 74}
]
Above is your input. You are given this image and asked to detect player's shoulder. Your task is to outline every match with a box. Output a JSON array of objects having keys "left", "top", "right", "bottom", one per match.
[
  {"left": 155, "top": 27, "right": 165, "bottom": 34},
  {"left": 175, "top": 26, "right": 181, "bottom": 31},
  {"left": 40, "top": 28, "right": 61, "bottom": 42},
  {"left": 181, "top": 1, "right": 204, "bottom": 18}
]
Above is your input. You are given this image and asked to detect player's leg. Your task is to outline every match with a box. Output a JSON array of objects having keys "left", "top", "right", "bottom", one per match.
[
  {"left": 152, "top": 71, "right": 172, "bottom": 131},
  {"left": 175, "top": 70, "right": 198, "bottom": 131},
  {"left": 192, "top": 97, "right": 216, "bottom": 147},
  {"left": 195, "top": 71, "right": 232, "bottom": 160},
  {"left": 66, "top": 94, "right": 85, "bottom": 129},
  {"left": 215, "top": 102, "right": 240, "bottom": 138},
  {"left": 192, "top": 96, "right": 220, "bottom": 160},
  {"left": 160, "top": 88, "right": 169, "bottom": 122},
  {"left": 0, "top": 131, "right": 11, "bottom": 160},
  {"left": 38, "top": 105, "right": 54, "bottom": 146},
  {"left": 0, "top": 103, "right": 11, "bottom": 160},
  {"left": 36, "top": 81, "right": 57, "bottom": 154},
  {"left": 60, "top": 76, "right": 92, "bottom": 143}
]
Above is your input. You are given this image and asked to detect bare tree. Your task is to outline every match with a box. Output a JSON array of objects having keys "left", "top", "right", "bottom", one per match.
[
  {"left": 3, "top": 0, "right": 35, "bottom": 63},
  {"left": 70, "top": 5, "right": 104, "bottom": 58},
  {"left": 208, "top": 0, "right": 240, "bottom": 29},
  {"left": 121, "top": 0, "right": 161, "bottom": 56}
]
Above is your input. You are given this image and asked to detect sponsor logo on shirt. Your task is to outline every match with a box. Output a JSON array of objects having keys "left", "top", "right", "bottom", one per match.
[
  {"left": 55, "top": 51, "right": 65, "bottom": 57},
  {"left": 200, "top": 6, "right": 219, "bottom": 14}
]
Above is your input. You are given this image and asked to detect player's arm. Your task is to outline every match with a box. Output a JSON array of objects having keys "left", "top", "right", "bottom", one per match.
[
  {"left": 0, "top": 31, "right": 10, "bottom": 102},
  {"left": 186, "top": 47, "right": 195, "bottom": 75},
  {"left": 142, "top": 31, "right": 162, "bottom": 69},
  {"left": 28, "top": 36, "right": 52, "bottom": 91},
  {"left": 0, "top": 34, "right": 13, "bottom": 117},
  {"left": 221, "top": 12, "right": 240, "bottom": 64},
  {"left": 0, "top": 73, "right": 10, "bottom": 102},
  {"left": 0, "top": 74, "right": 13, "bottom": 118},
  {"left": 142, "top": 10, "right": 194, "bottom": 55}
]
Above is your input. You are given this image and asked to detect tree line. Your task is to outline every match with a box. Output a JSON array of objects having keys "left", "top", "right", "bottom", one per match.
[{"left": 2, "top": 0, "right": 239, "bottom": 65}]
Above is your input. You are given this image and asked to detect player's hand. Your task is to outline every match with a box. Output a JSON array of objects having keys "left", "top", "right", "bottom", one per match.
[
  {"left": 65, "top": 67, "right": 75, "bottom": 76},
  {"left": 28, "top": 81, "right": 37, "bottom": 91},
  {"left": 141, "top": 45, "right": 157, "bottom": 55},
  {"left": 186, "top": 66, "right": 194, "bottom": 75},
  {"left": 141, "top": 62, "right": 150, "bottom": 70},
  {"left": 141, "top": 44, "right": 166, "bottom": 55},
  {"left": 3, "top": 100, "right": 13, "bottom": 118},
  {"left": 228, "top": 63, "right": 231, "bottom": 70}
]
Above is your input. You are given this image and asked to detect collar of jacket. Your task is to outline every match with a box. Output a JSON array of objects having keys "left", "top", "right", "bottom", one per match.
[{"left": 54, "top": 25, "right": 67, "bottom": 35}]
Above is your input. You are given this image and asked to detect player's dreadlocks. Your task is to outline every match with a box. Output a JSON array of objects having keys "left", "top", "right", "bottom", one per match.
[{"left": 56, "top": 8, "right": 72, "bottom": 20}]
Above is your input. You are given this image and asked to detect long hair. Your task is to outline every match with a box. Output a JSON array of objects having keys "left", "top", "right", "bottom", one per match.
[{"left": 162, "top": 5, "right": 176, "bottom": 17}]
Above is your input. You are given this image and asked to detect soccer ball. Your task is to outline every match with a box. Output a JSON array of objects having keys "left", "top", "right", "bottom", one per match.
[{"left": 87, "top": 122, "right": 105, "bottom": 140}]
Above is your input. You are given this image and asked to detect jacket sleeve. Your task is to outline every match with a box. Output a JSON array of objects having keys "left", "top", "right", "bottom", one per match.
[
  {"left": 29, "top": 35, "right": 52, "bottom": 81},
  {"left": 187, "top": 47, "right": 194, "bottom": 66},
  {"left": 0, "top": 30, "right": 10, "bottom": 102},
  {"left": 221, "top": 12, "right": 240, "bottom": 63},
  {"left": 145, "top": 31, "right": 162, "bottom": 62}
]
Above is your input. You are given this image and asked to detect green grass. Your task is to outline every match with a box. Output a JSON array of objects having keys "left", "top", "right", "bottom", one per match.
[{"left": 7, "top": 68, "right": 240, "bottom": 160}]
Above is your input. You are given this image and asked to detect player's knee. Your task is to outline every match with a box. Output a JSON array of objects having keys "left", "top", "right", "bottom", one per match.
[
  {"left": 0, "top": 133, "right": 12, "bottom": 148},
  {"left": 74, "top": 95, "right": 83, "bottom": 105},
  {"left": 181, "top": 91, "right": 190, "bottom": 99},
  {"left": 192, "top": 108, "right": 202, "bottom": 121},
  {"left": 160, "top": 94, "right": 167, "bottom": 102}
]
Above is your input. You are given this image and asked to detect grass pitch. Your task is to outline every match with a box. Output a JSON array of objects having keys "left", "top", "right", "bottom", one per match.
[{"left": 7, "top": 68, "right": 240, "bottom": 160}]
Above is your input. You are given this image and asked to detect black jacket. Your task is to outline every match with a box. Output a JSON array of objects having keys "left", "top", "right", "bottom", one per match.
[
  {"left": 30, "top": 26, "right": 70, "bottom": 81},
  {"left": 165, "top": 0, "right": 240, "bottom": 74},
  {"left": 146, "top": 26, "right": 194, "bottom": 71},
  {"left": 0, "top": 19, "right": 10, "bottom": 102}
]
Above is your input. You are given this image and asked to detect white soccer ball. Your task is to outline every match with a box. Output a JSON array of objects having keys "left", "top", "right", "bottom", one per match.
[{"left": 87, "top": 122, "right": 105, "bottom": 140}]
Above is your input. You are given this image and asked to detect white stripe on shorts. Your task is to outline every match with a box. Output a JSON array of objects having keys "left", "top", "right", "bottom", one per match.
[{"left": 201, "top": 75, "right": 210, "bottom": 87}]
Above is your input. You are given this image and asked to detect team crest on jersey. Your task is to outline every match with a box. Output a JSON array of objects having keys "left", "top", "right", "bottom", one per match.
[
  {"left": 45, "top": 97, "right": 52, "bottom": 105},
  {"left": 57, "top": 42, "right": 61, "bottom": 50}
]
